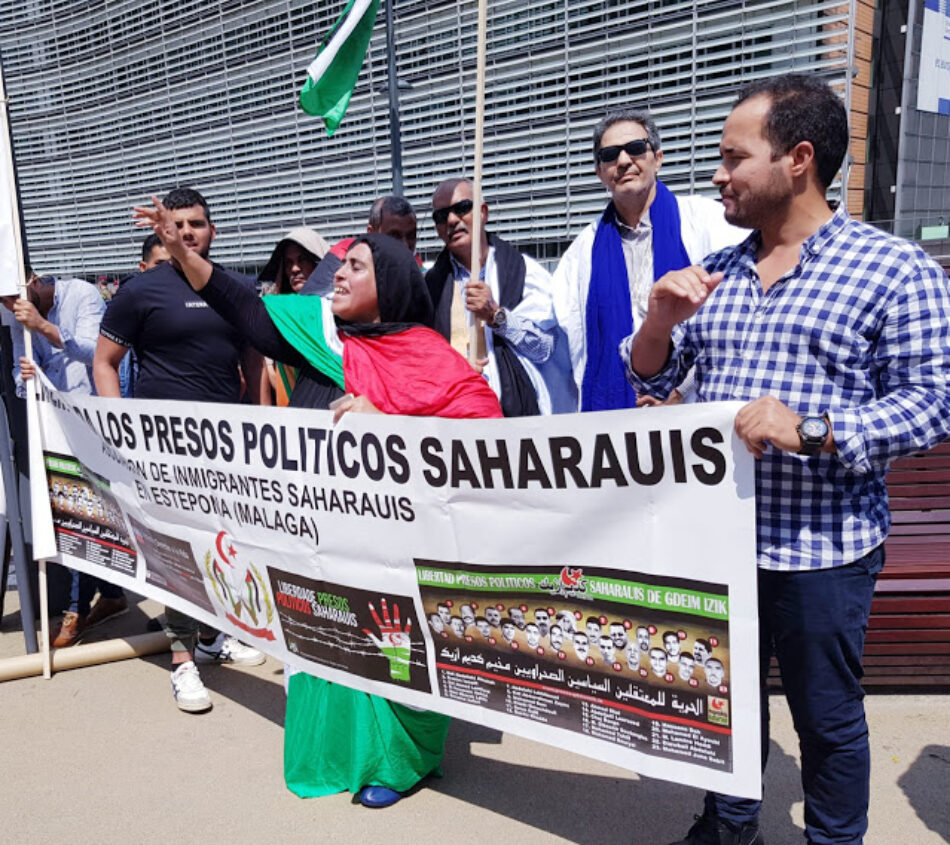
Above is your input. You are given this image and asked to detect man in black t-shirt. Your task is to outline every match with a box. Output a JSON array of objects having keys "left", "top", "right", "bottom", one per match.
[{"left": 94, "top": 186, "right": 267, "bottom": 713}]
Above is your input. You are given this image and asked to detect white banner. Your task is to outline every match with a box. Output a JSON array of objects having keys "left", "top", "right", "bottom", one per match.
[
  {"left": 31, "top": 372, "right": 761, "bottom": 798},
  {"left": 0, "top": 64, "right": 23, "bottom": 297},
  {"left": 918, "top": 0, "right": 950, "bottom": 115}
]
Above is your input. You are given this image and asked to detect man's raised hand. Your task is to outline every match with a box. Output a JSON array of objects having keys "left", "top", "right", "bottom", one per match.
[
  {"left": 631, "top": 267, "right": 724, "bottom": 379},
  {"left": 646, "top": 266, "right": 724, "bottom": 333}
]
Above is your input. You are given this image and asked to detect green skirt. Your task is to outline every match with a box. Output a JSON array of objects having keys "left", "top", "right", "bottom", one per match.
[{"left": 284, "top": 674, "right": 451, "bottom": 798}]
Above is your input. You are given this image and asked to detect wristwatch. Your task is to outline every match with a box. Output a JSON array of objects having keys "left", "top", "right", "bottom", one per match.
[
  {"left": 489, "top": 306, "right": 508, "bottom": 329},
  {"left": 796, "top": 415, "right": 829, "bottom": 456}
]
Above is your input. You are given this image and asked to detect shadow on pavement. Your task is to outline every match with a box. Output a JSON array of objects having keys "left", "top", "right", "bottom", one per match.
[
  {"left": 898, "top": 744, "right": 950, "bottom": 841},
  {"left": 138, "top": 651, "right": 287, "bottom": 728},
  {"left": 434, "top": 722, "right": 805, "bottom": 845}
]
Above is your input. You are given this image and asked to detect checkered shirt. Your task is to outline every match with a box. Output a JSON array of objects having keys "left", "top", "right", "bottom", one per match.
[{"left": 622, "top": 206, "right": 950, "bottom": 571}]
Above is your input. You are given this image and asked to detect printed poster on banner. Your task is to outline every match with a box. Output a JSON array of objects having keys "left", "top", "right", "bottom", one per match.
[
  {"left": 29, "top": 372, "right": 760, "bottom": 798},
  {"left": 418, "top": 561, "right": 733, "bottom": 771}
]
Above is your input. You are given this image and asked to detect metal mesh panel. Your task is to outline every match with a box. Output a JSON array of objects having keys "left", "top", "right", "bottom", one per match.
[{"left": 0, "top": 0, "right": 850, "bottom": 276}]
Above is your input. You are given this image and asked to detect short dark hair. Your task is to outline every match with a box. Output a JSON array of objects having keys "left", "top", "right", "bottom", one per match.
[
  {"left": 431, "top": 177, "right": 480, "bottom": 207},
  {"left": 592, "top": 109, "right": 661, "bottom": 162},
  {"left": 141, "top": 233, "right": 164, "bottom": 263},
  {"left": 733, "top": 74, "right": 848, "bottom": 190},
  {"left": 162, "top": 186, "right": 211, "bottom": 223},
  {"left": 368, "top": 195, "right": 416, "bottom": 227}
]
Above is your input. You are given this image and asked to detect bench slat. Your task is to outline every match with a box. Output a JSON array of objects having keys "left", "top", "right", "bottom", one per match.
[
  {"left": 866, "top": 628, "right": 950, "bottom": 642},
  {"left": 865, "top": 642, "right": 950, "bottom": 655},
  {"left": 870, "top": 595, "right": 950, "bottom": 612}
]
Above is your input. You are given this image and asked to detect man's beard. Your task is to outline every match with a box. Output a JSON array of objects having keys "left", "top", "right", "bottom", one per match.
[{"left": 723, "top": 170, "right": 791, "bottom": 230}]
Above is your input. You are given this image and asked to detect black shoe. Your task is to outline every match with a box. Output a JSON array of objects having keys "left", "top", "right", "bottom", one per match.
[{"left": 668, "top": 813, "right": 764, "bottom": 845}]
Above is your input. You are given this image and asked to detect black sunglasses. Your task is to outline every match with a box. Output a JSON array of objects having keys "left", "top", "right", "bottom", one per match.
[
  {"left": 596, "top": 139, "right": 652, "bottom": 164},
  {"left": 432, "top": 198, "right": 474, "bottom": 225}
]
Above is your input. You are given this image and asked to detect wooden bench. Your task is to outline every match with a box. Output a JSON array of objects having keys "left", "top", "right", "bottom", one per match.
[
  {"left": 768, "top": 441, "right": 950, "bottom": 690},
  {"left": 865, "top": 441, "right": 950, "bottom": 688}
]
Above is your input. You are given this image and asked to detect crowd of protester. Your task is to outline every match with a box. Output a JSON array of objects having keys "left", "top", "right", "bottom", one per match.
[{"left": 4, "top": 72, "right": 950, "bottom": 845}]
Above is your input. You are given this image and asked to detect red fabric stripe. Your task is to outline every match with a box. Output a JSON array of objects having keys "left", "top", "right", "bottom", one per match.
[{"left": 342, "top": 327, "right": 503, "bottom": 419}]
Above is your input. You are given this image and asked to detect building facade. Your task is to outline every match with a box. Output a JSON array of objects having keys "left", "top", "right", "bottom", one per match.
[
  {"left": 864, "top": 0, "right": 950, "bottom": 264},
  {"left": 0, "top": 0, "right": 866, "bottom": 277}
]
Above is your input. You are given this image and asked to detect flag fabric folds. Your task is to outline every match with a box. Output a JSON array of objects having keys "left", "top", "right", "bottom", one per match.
[{"left": 299, "top": 0, "right": 381, "bottom": 136}]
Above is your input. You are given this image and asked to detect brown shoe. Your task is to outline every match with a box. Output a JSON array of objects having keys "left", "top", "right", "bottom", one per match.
[
  {"left": 51, "top": 611, "right": 87, "bottom": 648},
  {"left": 85, "top": 596, "right": 130, "bottom": 629}
]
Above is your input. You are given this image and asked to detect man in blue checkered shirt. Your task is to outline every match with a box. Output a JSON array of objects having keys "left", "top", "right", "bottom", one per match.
[{"left": 625, "top": 75, "right": 950, "bottom": 845}]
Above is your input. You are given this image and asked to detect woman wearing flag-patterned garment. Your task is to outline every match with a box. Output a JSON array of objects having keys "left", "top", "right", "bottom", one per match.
[{"left": 133, "top": 196, "right": 502, "bottom": 807}]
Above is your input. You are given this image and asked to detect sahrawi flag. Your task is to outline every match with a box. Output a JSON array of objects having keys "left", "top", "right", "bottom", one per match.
[{"left": 299, "top": 0, "right": 381, "bottom": 136}]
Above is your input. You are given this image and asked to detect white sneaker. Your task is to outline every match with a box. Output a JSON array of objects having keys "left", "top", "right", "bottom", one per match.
[
  {"left": 170, "top": 661, "right": 212, "bottom": 713},
  {"left": 194, "top": 633, "right": 266, "bottom": 666}
]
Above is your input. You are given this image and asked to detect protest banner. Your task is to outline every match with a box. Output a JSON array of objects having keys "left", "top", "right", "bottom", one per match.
[
  {"left": 30, "top": 371, "right": 760, "bottom": 798},
  {"left": 0, "top": 60, "right": 24, "bottom": 298}
]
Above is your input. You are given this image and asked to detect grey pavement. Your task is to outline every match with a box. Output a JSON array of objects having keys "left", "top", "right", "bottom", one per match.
[{"left": 0, "top": 589, "right": 947, "bottom": 845}]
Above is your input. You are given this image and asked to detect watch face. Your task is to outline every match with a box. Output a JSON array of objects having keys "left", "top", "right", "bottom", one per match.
[{"left": 801, "top": 418, "right": 828, "bottom": 439}]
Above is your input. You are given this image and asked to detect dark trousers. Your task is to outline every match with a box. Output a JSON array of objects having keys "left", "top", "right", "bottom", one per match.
[
  {"left": 67, "top": 569, "right": 125, "bottom": 616},
  {"left": 706, "top": 545, "right": 884, "bottom": 845}
]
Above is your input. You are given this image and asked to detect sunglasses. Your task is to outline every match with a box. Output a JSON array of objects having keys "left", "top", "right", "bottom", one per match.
[
  {"left": 432, "top": 198, "right": 474, "bottom": 225},
  {"left": 596, "top": 138, "right": 652, "bottom": 164}
]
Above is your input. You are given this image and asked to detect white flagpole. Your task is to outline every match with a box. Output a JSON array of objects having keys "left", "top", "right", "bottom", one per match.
[
  {"left": 0, "top": 60, "right": 51, "bottom": 677},
  {"left": 25, "top": 358, "right": 51, "bottom": 679},
  {"left": 467, "top": 0, "right": 488, "bottom": 366}
]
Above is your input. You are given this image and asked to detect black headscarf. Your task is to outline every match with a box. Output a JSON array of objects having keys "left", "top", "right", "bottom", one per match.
[{"left": 336, "top": 234, "right": 434, "bottom": 337}]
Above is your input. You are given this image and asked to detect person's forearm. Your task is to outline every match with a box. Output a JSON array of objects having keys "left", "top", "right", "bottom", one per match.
[
  {"left": 93, "top": 361, "right": 122, "bottom": 397},
  {"left": 176, "top": 250, "right": 214, "bottom": 292},
  {"left": 35, "top": 319, "right": 63, "bottom": 348},
  {"left": 494, "top": 312, "right": 554, "bottom": 362},
  {"left": 630, "top": 315, "right": 674, "bottom": 378},
  {"left": 241, "top": 348, "right": 270, "bottom": 406},
  {"left": 201, "top": 267, "right": 305, "bottom": 366}
]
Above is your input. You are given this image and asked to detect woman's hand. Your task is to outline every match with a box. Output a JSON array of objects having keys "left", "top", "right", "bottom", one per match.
[
  {"left": 332, "top": 394, "right": 382, "bottom": 423},
  {"left": 132, "top": 196, "right": 188, "bottom": 264}
]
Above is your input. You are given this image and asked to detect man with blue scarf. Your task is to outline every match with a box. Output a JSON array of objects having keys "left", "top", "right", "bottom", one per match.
[{"left": 550, "top": 109, "right": 745, "bottom": 411}]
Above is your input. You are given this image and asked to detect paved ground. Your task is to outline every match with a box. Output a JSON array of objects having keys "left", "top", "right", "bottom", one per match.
[{"left": 1, "top": 588, "right": 947, "bottom": 845}]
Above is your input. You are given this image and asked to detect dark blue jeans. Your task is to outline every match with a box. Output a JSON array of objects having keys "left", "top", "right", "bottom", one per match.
[
  {"left": 67, "top": 569, "right": 125, "bottom": 616},
  {"left": 706, "top": 545, "right": 884, "bottom": 845}
]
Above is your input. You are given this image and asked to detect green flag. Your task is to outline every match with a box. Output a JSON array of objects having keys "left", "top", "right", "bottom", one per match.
[
  {"left": 299, "top": 0, "right": 381, "bottom": 136},
  {"left": 262, "top": 294, "right": 345, "bottom": 389}
]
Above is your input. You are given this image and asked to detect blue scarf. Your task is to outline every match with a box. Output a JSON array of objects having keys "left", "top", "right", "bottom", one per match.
[{"left": 581, "top": 180, "right": 690, "bottom": 411}]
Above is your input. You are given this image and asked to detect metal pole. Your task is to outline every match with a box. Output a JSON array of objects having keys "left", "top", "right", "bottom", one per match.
[
  {"left": 385, "top": 0, "right": 403, "bottom": 196},
  {"left": 0, "top": 390, "right": 36, "bottom": 653},
  {"left": 0, "top": 54, "right": 38, "bottom": 655}
]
